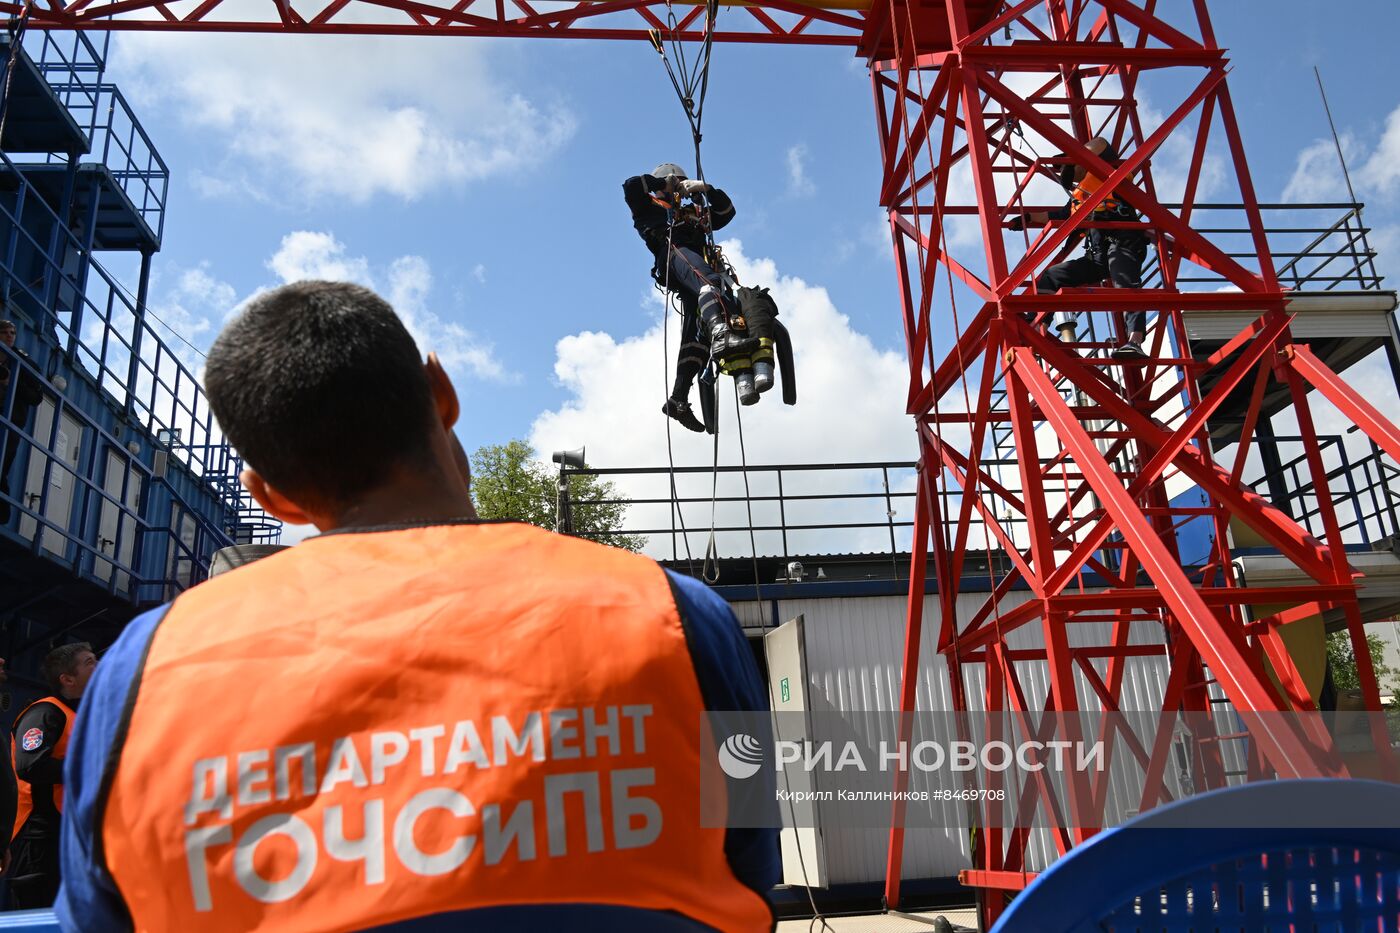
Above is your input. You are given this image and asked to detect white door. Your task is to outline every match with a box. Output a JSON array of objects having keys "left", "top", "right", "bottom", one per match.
[
  {"left": 763, "top": 614, "right": 828, "bottom": 889},
  {"left": 19, "top": 399, "right": 83, "bottom": 556},
  {"left": 94, "top": 448, "right": 141, "bottom": 592}
]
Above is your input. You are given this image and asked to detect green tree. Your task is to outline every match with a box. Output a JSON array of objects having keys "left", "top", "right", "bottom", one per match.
[
  {"left": 469, "top": 439, "right": 645, "bottom": 552},
  {"left": 1326, "top": 630, "right": 1399, "bottom": 697}
]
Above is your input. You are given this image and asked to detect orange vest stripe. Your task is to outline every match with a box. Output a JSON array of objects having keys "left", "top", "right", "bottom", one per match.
[
  {"left": 1072, "top": 172, "right": 1123, "bottom": 214},
  {"left": 100, "top": 523, "right": 772, "bottom": 933},
  {"left": 11, "top": 696, "right": 74, "bottom": 841}
]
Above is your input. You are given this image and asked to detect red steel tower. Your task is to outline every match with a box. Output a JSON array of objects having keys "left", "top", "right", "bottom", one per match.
[{"left": 866, "top": 0, "right": 1400, "bottom": 924}]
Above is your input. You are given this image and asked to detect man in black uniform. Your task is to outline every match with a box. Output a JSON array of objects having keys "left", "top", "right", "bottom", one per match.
[
  {"left": 1009, "top": 138, "right": 1152, "bottom": 358},
  {"left": 623, "top": 163, "right": 753, "bottom": 432},
  {"left": 1, "top": 318, "right": 46, "bottom": 523},
  {"left": 8, "top": 642, "right": 97, "bottom": 908}
]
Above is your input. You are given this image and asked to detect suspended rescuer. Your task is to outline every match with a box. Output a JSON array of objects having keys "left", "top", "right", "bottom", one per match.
[
  {"left": 58, "top": 280, "right": 779, "bottom": 932},
  {"left": 1009, "top": 137, "right": 1152, "bottom": 358},
  {"left": 624, "top": 163, "right": 759, "bottom": 431},
  {"left": 7, "top": 643, "right": 97, "bottom": 909}
]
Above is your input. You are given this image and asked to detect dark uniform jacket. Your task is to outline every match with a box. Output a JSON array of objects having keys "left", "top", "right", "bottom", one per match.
[
  {"left": 13, "top": 696, "right": 75, "bottom": 840},
  {"left": 622, "top": 174, "right": 736, "bottom": 276},
  {"left": 1, "top": 345, "right": 44, "bottom": 417}
]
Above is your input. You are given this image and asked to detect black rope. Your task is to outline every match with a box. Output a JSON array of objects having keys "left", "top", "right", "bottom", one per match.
[
  {"left": 0, "top": 1, "right": 35, "bottom": 149},
  {"left": 646, "top": 14, "right": 834, "bottom": 926},
  {"left": 648, "top": 0, "right": 719, "bottom": 185},
  {"left": 659, "top": 220, "right": 698, "bottom": 577}
]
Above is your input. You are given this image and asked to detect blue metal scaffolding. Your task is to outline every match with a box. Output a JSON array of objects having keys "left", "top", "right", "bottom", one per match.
[{"left": 0, "top": 30, "right": 278, "bottom": 698}]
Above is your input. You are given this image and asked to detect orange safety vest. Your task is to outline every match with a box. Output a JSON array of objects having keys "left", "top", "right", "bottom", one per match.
[
  {"left": 11, "top": 696, "right": 74, "bottom": 840},
  {"left": 1072, "top": 171, "right": 1128, "bottom": 215},
  {"left": 101, "top": 523, "right": 772, "bottom": 933}
]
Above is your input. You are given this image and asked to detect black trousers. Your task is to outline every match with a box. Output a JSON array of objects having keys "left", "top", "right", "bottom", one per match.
[
  {"left": 659, "top": 246, "right": 724, "bottom": 401},
  {"left": 7, "top": 832, "right": 60, "bottom": 909},
  {"left": 1035, "top": 234, "right": 1149, "bottom": 336},
  {"left": 0, "top": 405, "right": 32, "bottom": 523}
]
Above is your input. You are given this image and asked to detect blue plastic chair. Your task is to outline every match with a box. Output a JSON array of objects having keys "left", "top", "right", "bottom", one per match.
[
  {"left": 992, "top": 779, "right": 1400, "bottom": 932},
  {"left": 0, "top": 910, "right": 57, "bottom": 931}
]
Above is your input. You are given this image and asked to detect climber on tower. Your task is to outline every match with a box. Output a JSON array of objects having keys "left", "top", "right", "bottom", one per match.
[{"left": 1009, "top": 137, "right": 1152, "bottom": 359}]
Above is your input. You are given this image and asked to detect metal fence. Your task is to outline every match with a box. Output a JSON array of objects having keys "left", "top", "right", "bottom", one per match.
[
  {"left": 1141, "top": 202, "right": 1383, "bottom": 293},
  {"left": 559, "top": 461, "right": 920, "bottom": 567},
  {"left": 1249, "top": 431, "right": 1400, "bottom": 549},
  {"left": 44, "top": 83, "right": 170, "bottom": 244}
]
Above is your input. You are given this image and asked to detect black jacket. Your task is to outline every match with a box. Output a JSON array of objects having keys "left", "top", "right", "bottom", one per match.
[
  {"left": 623, "top": 174, "right": 736, "bottom": 271},
  {"left": 0, "top": 346, "right": 44, "bottom": 416},
  {"left": 12, "top": 696, "right": 77, "bottom": 841}
]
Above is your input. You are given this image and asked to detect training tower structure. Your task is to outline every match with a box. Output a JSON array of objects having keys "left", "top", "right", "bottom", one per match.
[
  {"left": 8, "top": 0, "right": 1400, "bottom": 924},
  {"left": 0, "top": 31, "right": 278, "bottom": 700},
  {"left": 865, "top": 1, "right": 1400, "bottom": 924}
]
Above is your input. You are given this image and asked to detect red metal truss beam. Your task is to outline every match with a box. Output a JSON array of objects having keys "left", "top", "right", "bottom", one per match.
[
  {"left": 7, "top": 0, "right": 866, "bottom": 41},
  {"left": 960, "top": 42, "right": 1222, "bottom": 69},
  {"left": 959, "top": 869, "right": 1038, "bottom": 891},
  {"left": 1093, "top": 0, "right": 1200, "bottom": 51},
  {"left": 1011, "top": 352, "right": 1337, "bottom": 777},
  {"left": 977, "top": 69, "right": 1263, "bottom": 294},
  {"left": 1027, "top": 309, "right": 1294, "bottom": 596},
  {"left": 998, "top": 647, "right": 1078, "bottom": 847},
  {"left": 1019, "top": 327, "right": 1335, "bottom": 580},
  {"left": 1289, "top": 344, "right": 1400, "bottom": 464}
]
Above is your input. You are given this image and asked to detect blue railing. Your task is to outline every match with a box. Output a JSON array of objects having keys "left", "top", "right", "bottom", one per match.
[
  {"left": 26, "top": 30, "right": 108, "bottom": 82},
  {"left": 2, "top": 340, "right": 244, "bottom": 603},
  {"left": 1249, "top": 432, "right": 1400, "bottom": 549},
  {"left": 43, "top": 83, "right": 169, "bottom": 244},
  {"left": 0, "top": 152, "right": 209, "bottom": 473},
  {"left": 0, "top": 136, "right": 277, "bottom": 600}
]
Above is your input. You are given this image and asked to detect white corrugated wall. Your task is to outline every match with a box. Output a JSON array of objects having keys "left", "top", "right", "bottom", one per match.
[{"left": 730, "top": 590, "right": 1195, "bottom": 885}]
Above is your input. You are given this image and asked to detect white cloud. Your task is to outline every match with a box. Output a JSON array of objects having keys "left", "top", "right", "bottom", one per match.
[
  {"left": 529, "top": 240, "right": 919, "bottom": 558},
  {"left": 265, "top": 232, "right": 513, "bottom": 383},
  {"left": 472, "top": 264, "right": 488, "bottom": 285},
  {"left": 1284, "top": 100, "right": 1400, "bottom": 204},
  {"left": 1359, "top": 104, "right": 1400, "bottom": 197},
  {"left": 267, "top": 231, "right": 373, "bottom": 285},
  {"left": 112, "top": 34, "right": 576, "bottom": 204},
  {"left": 786, "top": 143, "right": 816, "bottom": 197},
  {"left": 1282, "top": 134, "right": 1355, "bottom": 203},
  {"left": 138, "top": 236, "right": 514, "bottom": 544}
]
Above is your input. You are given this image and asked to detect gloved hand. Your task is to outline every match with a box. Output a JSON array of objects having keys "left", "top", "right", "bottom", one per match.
[
  {"left": 679, "top": 179, "right": 712, "bottom": 197},
  {"left": 1007, "top": 215, "right": 1026, "bottom": 232}
]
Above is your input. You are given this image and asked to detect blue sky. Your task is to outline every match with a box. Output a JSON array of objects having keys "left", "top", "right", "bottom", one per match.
[{"left": 82, "top": 2, "right": 1398, "bottom": 547}]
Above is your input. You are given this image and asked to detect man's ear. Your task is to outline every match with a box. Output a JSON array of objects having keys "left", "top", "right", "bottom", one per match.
[
  {"left": 242, "top": 468, "right": 318, "bottom": 527},
  {"left": 426, "top": 352, "right": 459, "bottom": 430}
]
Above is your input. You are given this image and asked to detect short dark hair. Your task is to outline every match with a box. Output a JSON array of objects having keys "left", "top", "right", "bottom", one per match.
[
  {"left": 205, "top": 281, "right": 437, "bottom": 510},
  {"left": 42, "top": 642, "right": 92, "bottom": 692}
]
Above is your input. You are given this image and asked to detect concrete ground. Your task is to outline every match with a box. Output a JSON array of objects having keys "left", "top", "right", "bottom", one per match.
[{"left": 777, "top": 907, "right": 978, "bottom": 931}]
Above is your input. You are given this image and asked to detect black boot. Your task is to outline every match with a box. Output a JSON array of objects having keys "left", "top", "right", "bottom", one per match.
[
  {"left": 662, "top": 397, "right": 706, "bottom": 433},
  {"left": 697, "top": 285, "right": 758, "bottom": 362}
]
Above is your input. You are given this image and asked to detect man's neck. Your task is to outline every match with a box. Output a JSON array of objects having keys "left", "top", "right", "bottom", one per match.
[{"left": 326, "top": 471, "right": 477, "bottom": 532}]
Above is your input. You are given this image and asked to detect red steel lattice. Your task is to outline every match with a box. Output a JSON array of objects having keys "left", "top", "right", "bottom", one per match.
[
  {"left": 11, "top": 0, "right": 1399, "bottom": 924},
  {"left": 871, "top": 0, "right": 1398, "bottom": 925}
]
